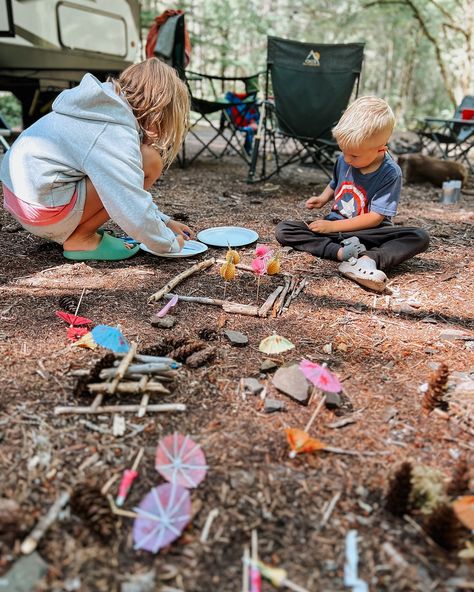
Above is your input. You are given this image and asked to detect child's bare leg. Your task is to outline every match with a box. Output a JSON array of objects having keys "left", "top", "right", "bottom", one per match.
[{"left": 63, "top": 145, "right": 163, "bottom": 251}]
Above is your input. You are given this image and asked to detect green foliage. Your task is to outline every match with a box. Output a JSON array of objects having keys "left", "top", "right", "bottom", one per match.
[
  {"left": 140, "top": 0, "right": 473, "bottom": 129},
  {"left": 0, "top": 93, "right": 21, "bottom": 129}
]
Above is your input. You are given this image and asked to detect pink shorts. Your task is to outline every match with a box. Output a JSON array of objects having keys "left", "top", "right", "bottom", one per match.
[{"left": 2, "top": 182, "right": 86, "bottom": 244}]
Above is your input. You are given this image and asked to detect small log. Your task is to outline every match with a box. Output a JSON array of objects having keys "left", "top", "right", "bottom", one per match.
[
  {"left": 87, "top": 381, "right": 169, "bottom": 395},
  {"left": 258, "top": 285, "right": 283, "bottom": 317},
  {"left": 54, "top": 403, "right": 186, "bottom": 415},
  {"left": 222, "top": 302, "right": 259, "bottom": 316},
  {"left": 148, "top": 258, "right": 215, "bottom": 303}
]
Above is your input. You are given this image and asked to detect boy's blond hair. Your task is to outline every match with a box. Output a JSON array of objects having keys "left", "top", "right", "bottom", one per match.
[
  {"left": 332, "top": 96, "right": 395, "bottom": 148},
  {"left": 111, "top": 58, "right": 190, "bottom": 168}
]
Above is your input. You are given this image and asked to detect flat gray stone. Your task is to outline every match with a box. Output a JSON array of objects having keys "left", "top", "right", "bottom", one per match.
[
  {"left": 260, "top": 359, "right": 278, "bottom": 373},
  {"left": 325, "top": 391, "right": 343, "bottom": 410},
  {"left": 0, "top": 552, "right": 48, "bottom": 592},
  {"left": 243, "top": 378, "right": 263, "bottom": 395},
  {"left": 223, "top": 330, "right": 248, "bottom": 347},
  {"left": 150, "top": 315, "right": 176, "bottom": 329},
  {"left": 272, "top": 364, "right": 310, "bottom": 404},
  {"left": 264, "top": 398, "right": 285, "bottom": 413},
  {"left": 439, "top": 329, "right": 472, "bottom": 341}
]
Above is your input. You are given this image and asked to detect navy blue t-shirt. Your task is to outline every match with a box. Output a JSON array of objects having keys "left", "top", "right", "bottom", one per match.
[{"left": 327, "top": 153, "right": 402, "bottom": 222}]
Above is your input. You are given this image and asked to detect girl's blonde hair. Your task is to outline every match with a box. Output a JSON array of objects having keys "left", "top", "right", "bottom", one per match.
[
  {"left": 111, "top": 58, "right": 190, "bottom": 168},
  {"left": 332, "top": 96, "right": 395, "bottom": 148}
]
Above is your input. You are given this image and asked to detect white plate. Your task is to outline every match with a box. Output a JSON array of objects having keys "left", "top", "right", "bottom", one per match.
[
  {"left": 196, "top": 226, "right": 259, "bottom": 248},
  {"left": 140, "top": 240, "right": 208, "bottom": 258}
]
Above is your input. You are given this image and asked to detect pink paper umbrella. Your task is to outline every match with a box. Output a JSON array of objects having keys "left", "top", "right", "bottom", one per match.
[
  {"left": 299, "top": 359, "right": 342, "bottom": 393},
  {"left": 155, "top": 432, "right": 208, "bottom": 489},
  {"left": 133, "top": 483, "right": 191, "bottom": 553}
]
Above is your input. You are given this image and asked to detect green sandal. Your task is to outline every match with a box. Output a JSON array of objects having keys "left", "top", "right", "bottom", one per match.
[{"left": 63, "top": 232, "right": 140, "bottom": 261}]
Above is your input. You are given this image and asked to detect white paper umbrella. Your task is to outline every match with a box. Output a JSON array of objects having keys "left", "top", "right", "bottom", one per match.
[{"left": 155, "top": 432, "right": 208, "bottom": 488}]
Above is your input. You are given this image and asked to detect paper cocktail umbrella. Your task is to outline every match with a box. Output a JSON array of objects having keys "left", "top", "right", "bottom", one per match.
[
  {"left": 91, "top": 324, "right": 130, "bottom": 353},
  {"left": 220, "top": 260, "right": 236, "bottom": 281},
  {"left": 72, "top": 331, "right": 97, "bottom": 349},
  {"left": 266, "top": 255, "right": 281, "bottom": 276},
  {"left": 66, "top": 326, "right": 89, "bottom": 341},
  {"left": 155, "top": 432, "right": 208, "bottom": 489},
  {"left": 452, "top": 495, "right": 474, "bottom": 530},
  {"left": 299, "top": 359, "right": 342, "bottom": 393},
  {"left": 133, "top": 482, "right": 191, "bottom": 553},
  {"left": 285, "top": 427, "right": 326, "bottom": 457},
  {"left": 255, "top": 244, "right": 272, "bottom": 258},
  {"left": 56, "top": 311, "right": 93, "bottom": 326},
  {"left": 226, "top": 248, "right": 240, "bottom": 264},
  {"left": 259, "top": 334, "right": 294, "bottom": 355}
]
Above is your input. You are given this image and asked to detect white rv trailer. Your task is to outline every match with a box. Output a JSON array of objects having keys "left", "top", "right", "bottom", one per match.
[{"left": 0, "top": 0, "right": 141, "bottom": 126}]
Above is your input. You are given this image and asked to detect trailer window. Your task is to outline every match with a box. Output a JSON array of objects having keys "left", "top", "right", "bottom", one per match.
[{"left": 57, "top": 2, "right": 127, "bottom": 57}]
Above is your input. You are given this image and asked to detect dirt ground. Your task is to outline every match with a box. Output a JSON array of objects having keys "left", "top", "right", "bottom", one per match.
[{"left": 0, "top": 148, "right": 473, "bottom": 592}]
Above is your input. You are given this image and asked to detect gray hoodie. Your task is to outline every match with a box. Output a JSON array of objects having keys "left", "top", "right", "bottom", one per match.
[{"left": 0, "top": 73, "right": 179, "bottom": 253}]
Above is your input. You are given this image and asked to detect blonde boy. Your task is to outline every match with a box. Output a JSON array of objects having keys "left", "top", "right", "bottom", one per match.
[{"left": 275, "top": 96, "right": 429, "bottom": 292}]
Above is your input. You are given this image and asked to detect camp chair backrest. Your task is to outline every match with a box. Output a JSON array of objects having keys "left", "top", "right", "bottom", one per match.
[
  {"left": 453, "top": 95, "right": 474, "bottom": 142},
  {"left": 153, "top": 13, "right": 186, "bottom": 76},
  {"left": 268, "top": 37, "right": 365, "bottom": 141}
]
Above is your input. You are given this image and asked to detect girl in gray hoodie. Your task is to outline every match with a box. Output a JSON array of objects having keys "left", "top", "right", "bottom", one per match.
[{"left": 1, "top": 58, "right": 192, "bottom": 260}]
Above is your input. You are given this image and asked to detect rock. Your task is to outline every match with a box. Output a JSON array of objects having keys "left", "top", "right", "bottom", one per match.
[
  {"left": 322, "top": 343, "right": 333, "bottom": 355},
  {"left": 260, "top": 359, "right": 278, "bottom": 373},
  {"left": 272, "top": 364, "right": 310, "bottom": 404},
  {"left": 264, "top": 398, "right": 285, "bottom": 413},
  {"left": 0, "top": 552, "right": 48, "bottom": 592},
  {"left": 325, "top": 391, "right": 343, "bottom": 410},
  {"left": 0, "top": 498, "right": 20, "bottom": 533},
  {"left": 121, "top": 570, "right": 156, "bottom": 592},
  {"left": 439, "top": 329, "right": 472, "bottom": 341},
  {"left": 150, "top": 315, "right": 176, "bottom": 329},
  {"left": 223, "top": 330, "right": 248, "bottom": 347},
  {"left": 243, "top": 378, "right": 263, "bottom": 395},
  {"left": 465, "top": 341, "right": 474, "bottom": 351}
]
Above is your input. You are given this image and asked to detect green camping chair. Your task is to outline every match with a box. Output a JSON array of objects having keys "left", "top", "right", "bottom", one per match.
[
  {"left": 247, "top": 37, "right": 365, "bottom": 182},
  {"left": 418, "top": 96, "right": 474, "bottom": 173}
]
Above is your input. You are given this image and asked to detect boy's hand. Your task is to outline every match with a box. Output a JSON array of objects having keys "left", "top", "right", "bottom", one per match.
[
  {"left": 308, "top": 219, "right": 335, "bottom": 233},
  {"left": 167, "top": 219, "right": 194, "bottom": 240},
  {"left": 306, "top": 195, "right": 327, "bottom": 209}
]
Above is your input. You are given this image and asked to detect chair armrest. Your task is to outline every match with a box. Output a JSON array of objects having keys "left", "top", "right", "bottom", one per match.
[{"left": 186, "top": 70, "right": 265, "bottom": 82}]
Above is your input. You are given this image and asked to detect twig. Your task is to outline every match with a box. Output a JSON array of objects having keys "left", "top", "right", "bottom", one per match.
[
  {"left": 273, "top": 275, "right": 291, "bottom": 317},
  {"left": 137, "top": 376, "right": 151, "bottom": 417},
  {"left": 88, "top": 381, "right": 169, "bottom": 395},
  {"left": 162, "top": 293, "right": 260, "bottom": 316},
  {"left": 320, "top": 491, "right": 341, "bottom": 527},
  {"left": 54, "top": 403, "right": 186, "bottom": 415},
  {"left": 107, "top": 494, "right": 138, "bottom": 519},
  {"left": 285, "top": 277, "right": 308, "bottom": 308},
  {"left": 281, "top": 275, "right": 298, "bottom": 311},
  {"left": 258, "top": 286, "right": 283, "bottom": 317},
  {"left": 148, "top": 258, "right": 215, "bottom": 302},
  {"left": 99, "top": 363, "right": 177, "bottom": 379},
  {"left": 21, "top": 491, "right": 70, "bottom": 554},
  {"left": 200, "top": 508, "right": 219, "bottom": 543},
  {"left": 115, "top": 352, "right": 179, "bottom": 365},
  {"left": 243, "top": 546, "right": 250, "bottom": 592},
  {"left": 163, "top": 293, "right": 225, "bottom": 306}
]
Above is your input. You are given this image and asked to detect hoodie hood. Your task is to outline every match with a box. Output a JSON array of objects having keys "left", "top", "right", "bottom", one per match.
[{"left": 52, "top": 73, "right": 139, "bottom": 131}]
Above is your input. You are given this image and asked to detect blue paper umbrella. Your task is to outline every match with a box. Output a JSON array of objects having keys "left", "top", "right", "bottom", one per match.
[{"left": 91, "top": 324, "right": 130, "bottom": 353}]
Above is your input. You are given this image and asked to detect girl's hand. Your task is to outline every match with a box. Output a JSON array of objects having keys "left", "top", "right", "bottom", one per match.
[
  {"left": 167, "top": 219, "right": 194, "bottom": 240},
  {"left": 176, "top": 234, "right": 185, "bottom": 251}
]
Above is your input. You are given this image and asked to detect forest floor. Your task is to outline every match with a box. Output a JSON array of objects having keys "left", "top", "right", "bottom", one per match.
[{"left": 0, "top": 147, "right": 473, "bottom": 592}]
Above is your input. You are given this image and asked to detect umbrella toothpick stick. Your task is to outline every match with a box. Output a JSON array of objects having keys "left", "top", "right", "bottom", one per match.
[
  {"left": 304, "top": 393, "right": 326, "bottom": 434},
  {"left": 116, "top": 447, "right": 145, "bottom": 507},
  {"left": 250, "top": 529, "right": 262, "bottom": 592},
  {"left": 73, "top": 287, "right": 86, "bottom": 318},
  {"left": 242, "top": 545, "right": 250, "bottom": 592}
]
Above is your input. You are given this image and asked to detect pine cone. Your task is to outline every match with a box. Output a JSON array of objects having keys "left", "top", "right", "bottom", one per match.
[
  {"left": 447, "top": 456, "right": 470, "bottom": 497},
  {"left": 70, "top": 484, "right": 116, "bottom": 541},
  {"left": 197, "top": 327, "right": 218, "bottom": 342},
  {"left": 73, "top": 353, "right": 116, "bottom": 397},
  {"left": 168, "top": 340, "right": 206, "bottom": 362},
  {"left": 186, "top": 346, "right": 216, "bottom": 368},
  {"left": 58, "top": 295, "right": 79, "bottom": 314},
  {"left": 385, "top": 461, "right": 413, "bottom": 517},
  {"left": 140, "top": 341, "right": 170, "bottom": 357},
  {"left": 422, "top": 363, "right": 449, "bottom": 412},
  {"left": 425, "top": 503, "right": 461, "bottom": 550}
]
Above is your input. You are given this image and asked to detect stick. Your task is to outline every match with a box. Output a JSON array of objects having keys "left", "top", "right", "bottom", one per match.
[
  {"left": 137, "top": 376, "right": 151, "bottom": 417},
  {"left": 200, "top": 508, "right": 219, "bottom": 543},
  {"left": 223, "top": 302, "right": 259, "bottom": 316},
  {"left": 148, "top": 258, "right": 215, "bottom": 303},
  {"left": 107, "top": 494, "right": 139, "bottom": 519},
  {"left": 88, "top": 380, "right": 168, "bottom": 395},
  {"left": 21, "top": 491, "right": 70, "bottom": 554},
  {"left": 163, "top": 293, "right": 225, "bottom": 306},
  {"left": 320, "top": 491, "right": 341, "bottom": 527},
  {"left": 243, "top": 546, "right": 250, "bottom": 592},
  {"left": 100, "top": 363, "right": 176, "bottom": 378},
  {"left": 115, "top": 353, "right": 179, "bottom": 366},
  {"left": 54, "top": 403, "right": 186, "bottom": 415},
  {"left": 258, "top": 286, "right": 283, "bottom": 317},
  {"left": 273, "top": 275, "right": 291, "bottom": 317},
  {"left": 281, "top": 275, "right": 298, "bottom": 311}
]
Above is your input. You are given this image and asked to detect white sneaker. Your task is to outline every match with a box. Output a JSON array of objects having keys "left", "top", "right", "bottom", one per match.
[{"left": 338, "top": 257, "right": 387, "bottom": 292}]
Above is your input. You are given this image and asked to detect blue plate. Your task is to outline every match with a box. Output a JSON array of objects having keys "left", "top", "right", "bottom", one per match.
[
  {"left": 196, "top": 226, "right": 259, "bottom": 248},
  {"left": 140, "top": 240, "right": 208, "bottom": 258}
]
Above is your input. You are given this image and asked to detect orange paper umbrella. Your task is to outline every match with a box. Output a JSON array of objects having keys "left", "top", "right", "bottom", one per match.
[
  {"left": 285, "top": 427, "right": 326, "bottom": 458},
  {"left": 452, "top": 495, "right": 474, "bottom": 531}
]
